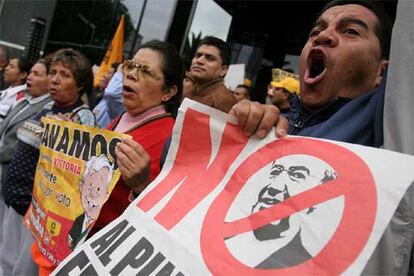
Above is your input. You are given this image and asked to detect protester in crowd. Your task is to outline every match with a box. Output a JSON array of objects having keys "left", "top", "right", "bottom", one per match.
[
  {"left": 93, "top": 63, "right": 125, "bottom": 128},
  {"left": 0, "top": 46, "right": 9, "bottom": 91},
  {"left": 230, "top": 0, "right": 412, "bottom": 273},
  {"left": 0, "top": 59, "right": 53, "bottom": 275},
  {"left": 160, "top": 36, "right": 240, "bottom": 165},
  {"left": 184, "top": 36, "right": 236, "bottom": 113},
  {"left": 0, "top": 48, "right": 96, "bottom": 275},
  {"left": 90, "top": 40, "right": 183, "bottom": 239},
  {"left": 0, "top": 57, "right": 32, "bottom": 123},
  {"left": 233, "top": 84, "right": 250, "bottom": 102},
  {"left": 91, "top": 62, "right": 119, "bottom": 108},
  {"left": 282, "top": 0, "right": 389, "bottom": 148},
  {"left": 267, "top": 76, "right": 299, "bottom": 114}
]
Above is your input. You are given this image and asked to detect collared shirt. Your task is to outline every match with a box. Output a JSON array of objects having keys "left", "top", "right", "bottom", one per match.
[
  {"left": 114, "top": 105, "right": 166, "bottom": 133},
  {"left": 11, "top": 93, "right": 51, "bottom": 120},
  {"left": 93, "top": 72, "right": 125, "bottom": 128},
  {"left": 0, "top": 84, "right": 27, "bottom": 121}
]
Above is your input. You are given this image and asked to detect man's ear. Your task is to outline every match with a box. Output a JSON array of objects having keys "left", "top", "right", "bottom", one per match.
[
  {"left": 219, "top": 65, "right": 229, "bottom": 78},
  {"left": 374, "top": 60, "right": 388, "bottom": 87},
  {"left": 161, "top": 85, "right": 178, "bottom": 102}
]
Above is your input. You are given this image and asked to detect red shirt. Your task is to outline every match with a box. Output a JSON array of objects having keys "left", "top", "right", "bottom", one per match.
[{"left": 92, "top": 115, "right": 174, "bottom": 232}]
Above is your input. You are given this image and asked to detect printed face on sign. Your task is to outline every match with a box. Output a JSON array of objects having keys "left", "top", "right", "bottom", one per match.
[
  {"left": 222, "top": 154, "right": 340, "bottom": 269},
  {"left": 252, "top": 155, "right": 337, "bottom": 241},
  {"left": 80, "top": 155, "right": 113, "bottom": 221}
]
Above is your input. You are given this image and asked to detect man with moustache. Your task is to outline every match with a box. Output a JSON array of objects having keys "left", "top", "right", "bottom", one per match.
[
  {"left": 286, "top": 0, "right": 389, "bottom": 147},
  {"left": 237, "top": 0, "right": 414, "bottom": 274}
]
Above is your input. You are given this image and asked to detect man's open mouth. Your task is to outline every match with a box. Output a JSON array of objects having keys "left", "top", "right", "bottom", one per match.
[{"left": 305, "top": 48, "right": 327, "bottom": 85}]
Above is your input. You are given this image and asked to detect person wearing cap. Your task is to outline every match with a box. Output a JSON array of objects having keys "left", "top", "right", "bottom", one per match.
[{"left": 267, "top": 76, "right": 299, "bottom": 114}]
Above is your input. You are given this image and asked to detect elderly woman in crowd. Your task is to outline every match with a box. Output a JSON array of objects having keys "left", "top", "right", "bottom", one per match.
[
  {"left": 0, "top": 59, "right": 53, "bottom": 275},
  {"left": 92, "top": 39, "right": 183, "bottom": 234},
  {"left": 0, "top": 48, "right": 96, "bottom": 275},
  {"left": 27, "top": 40, "right": 182, "bottom": 274}
]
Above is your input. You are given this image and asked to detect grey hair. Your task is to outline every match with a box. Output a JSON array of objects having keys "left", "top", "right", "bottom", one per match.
[{"left": 83, "top": 154, "right": 113, "bottom": 188}]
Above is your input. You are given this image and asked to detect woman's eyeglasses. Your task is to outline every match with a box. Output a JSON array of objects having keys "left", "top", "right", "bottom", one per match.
[{"left": 123, "top": 60, "right": 162, "bottom": 80}]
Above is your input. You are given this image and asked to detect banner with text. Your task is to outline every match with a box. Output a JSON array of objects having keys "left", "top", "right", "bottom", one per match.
[
  {"left": 25, "top": 117, "right": 130, "bottom": 265},
  {"left": 54, "top": 99, "right": 414, "bottom": 275}
]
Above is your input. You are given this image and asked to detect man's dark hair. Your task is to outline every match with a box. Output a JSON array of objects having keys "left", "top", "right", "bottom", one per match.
[
  {"left": 320, "top": 0, "right": 392, "bottom": 59},
  {"left": 9, "top": 56, "right": 33, "bottom": 84},
  {"left": 138, "top": 40, "right": 184, "bottom": 118},
  {"left": 197, "top": 36, "right": 231, "bottom": 66},
  {"left": 17, "top": 57, "right": 33, "bottom": 76},
  {"left": 236, "top": 84, "right": 250, "bottom": 92}
]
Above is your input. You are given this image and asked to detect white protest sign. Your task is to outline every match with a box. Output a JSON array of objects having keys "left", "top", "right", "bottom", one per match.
[
  {"left": 224, "top": 64, "right": 245, "bottom": 90},
  {"left": 54, "top": 99, "right": 414, "bottom": 275}
]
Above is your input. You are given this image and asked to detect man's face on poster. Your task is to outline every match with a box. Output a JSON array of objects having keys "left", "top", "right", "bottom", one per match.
[
  {"left": 81, "top": 166, "right": 110, "bottom": 221},
  {"left": 252, "top": 155, "right": 335, "bottom": 241}
]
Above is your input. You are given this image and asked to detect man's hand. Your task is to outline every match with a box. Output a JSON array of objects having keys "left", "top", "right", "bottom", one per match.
[
  {"left": 229, "top": 100, "right": 288, "bottom": 139},
  {"left": 115, "top": 138, "right": 151, "bottom": 194}
]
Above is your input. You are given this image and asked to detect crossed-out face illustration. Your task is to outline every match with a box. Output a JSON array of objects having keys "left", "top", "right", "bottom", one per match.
[
  {"left": 252, "top": 155, "right": 337, "bottom": 242},
  {"left": 225, "top": 154, "right": 339, "bottom": 269}
]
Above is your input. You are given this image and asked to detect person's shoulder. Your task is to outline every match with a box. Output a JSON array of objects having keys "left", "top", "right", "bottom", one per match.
[
  {"left": 130, "top": 115, "right": 174, "bottom": 142},
  {"left": 72, "top": 105, "right": 96, "bottom": 127},
  {"left": 140, "top": 115, "right": 175, "bottom": 131}
]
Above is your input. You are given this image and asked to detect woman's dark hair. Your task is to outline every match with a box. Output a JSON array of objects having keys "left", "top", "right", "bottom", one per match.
[
  {"left": 15, "top": 57, "right": 33, "bottom": 83},
  {"left": 137, "top": 40, "right": 184, "bottom": 118},
  {"left": 320, "top": 0, "right": 393, "bottom": 60},
  {"left": 49, "top": 48, "right": 93, "bottom": 96}
]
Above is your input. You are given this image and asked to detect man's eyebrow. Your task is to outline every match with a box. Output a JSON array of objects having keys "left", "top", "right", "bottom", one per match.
[
  {"left": 288, "top": 166, "right": 310, "bottom": 175},
  {"left": 195, "top": 51, "right": 216, "bottom": 59},
  {"left": 312, "top": 17, "right": 369, "bottom": 31},
  {"left": 339, "top": 17, "right": 369, "bottom": 31},
  {"left": 312, "top": 18, "right": 327, "bottom": 29}
]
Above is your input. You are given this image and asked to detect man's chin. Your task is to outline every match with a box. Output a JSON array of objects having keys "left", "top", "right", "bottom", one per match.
[
  {"left": 253, "top": 218, "right": 290, "bottom": 241},
  {"left": 301, "top": 96, "right": 330, "bottom": 112}
]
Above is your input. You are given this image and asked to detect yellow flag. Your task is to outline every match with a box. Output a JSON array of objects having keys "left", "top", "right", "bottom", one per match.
[{"left": 94, "top": 15, "right": 125, "bottom": 87}]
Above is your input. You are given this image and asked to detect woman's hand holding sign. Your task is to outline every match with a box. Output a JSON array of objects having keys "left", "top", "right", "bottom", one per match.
[{"left": 115, "top": 138, "right": 151, "bottom": 194}]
